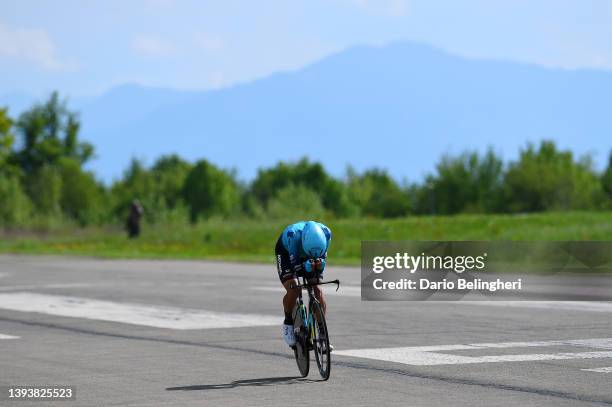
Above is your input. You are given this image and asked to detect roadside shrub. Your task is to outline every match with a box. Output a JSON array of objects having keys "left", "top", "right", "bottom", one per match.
[
  {"left": 602, "top": 152, "right": 612, "bottom": 207},
  {"left": 504, "top": 141, "right": 605, "bottom": 212},
  {"left": 0, "top": 175, "right": 32, "bottom": 226},
  {"left": 26, "top": 165, "right": 62, "bottom": 216},
  {"left": 58, "top": 158, "right": 105, "bottom": 225},
  {"left": 251, "top": 158, "right": 356, "bottom": 217},
  {"left": 419, "top": 149, "right": 505, "bottom": 214},
  {"left": 346, "top": 168, "right": 411, "bottom": 218},
  {"left": 266, "top": 184, "right": 326, "bottom": 220}
]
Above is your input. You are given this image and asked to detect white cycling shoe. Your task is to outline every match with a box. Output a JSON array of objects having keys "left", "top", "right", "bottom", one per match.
[{"left": 282, "top": 324, "right": 296, "bottom": 347}]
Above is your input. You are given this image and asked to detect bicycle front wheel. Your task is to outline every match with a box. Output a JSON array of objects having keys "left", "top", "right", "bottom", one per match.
[
  {"left": 311, "top": 301, "right": 331, "bottom": 380},
  {"left": 293, "top": 303, "right": 309, "bottom": 377}
]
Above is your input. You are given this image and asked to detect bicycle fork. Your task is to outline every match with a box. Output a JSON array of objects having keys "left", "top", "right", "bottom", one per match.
[
  {"left": 294, "top": 302, "right": 315, "bottom": 349},
  {"left": 308, "top": 312, "right": 315, "bottom": 343},
  {"left": 294, "top": 302, "right": 308, "bottom": 334}
]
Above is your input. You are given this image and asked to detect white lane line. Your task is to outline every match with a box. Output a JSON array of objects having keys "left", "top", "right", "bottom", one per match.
[
  {"left": 582, "top": 367, "right": 612, "bottom": 373},
  {"left": 336, "top": 338, "right": 612, "bottom": 366},
  {"left": 129, "top": 282, "right": 216, "bottom": 287},
  {"left": 251, "top": 285, "right": 361, "bottom": 297},
  {"left": 0, "top": 282, "right": 216, "bottom": 292},
  {"left": 0, "top": 292, "right": 279, "bottom": 330},
  {"left": 250, "top": 287, "right": 283, "bottom": 293},
  {"left": 0, "top": 283, "right": 92, "bottom": 292},
  {"left": 457, "top": 301, "right": 612, "bottom": 313},
  {"left": 0, "top": 333, "right": 20, "bottom": 339}
]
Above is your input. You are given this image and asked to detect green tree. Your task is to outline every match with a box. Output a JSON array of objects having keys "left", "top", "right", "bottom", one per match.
[
  {"left": 266, "top": 184, "right": 326, "bottom": 220},
  {"left": 27, "top": 165, "right": 62, "bottom": 216},
  {"left": 110, "top": 158, "right": 157, "bottom": 222},
  {"left": 150, "top": 154, "right": 192, "bottom": 209},
  {"left": 417, "top": 149, "right": 505, "bottom": 214},
  {"left": 111, "top": 156, "right": 193, "bottom": 224},
  {"left": 58, "top": 158, "right": 105, "bottom": 225},
  {"left": 346, "top": 168, "right": 411, "bottom": 218},
  {"left": 0, "top": 108, "right": 16, "bottom": 173},
  {"left": 251, "top": 158, "right": 355, "bottom": 217},
  {"left": 0, "top": 108, "right": 31, "bottom": 225},
  {"left": 15, "top": 92, "right": 93, "bottom": 175},
  {"left": 504, "top": 141, "right": 604, "bottom": 212},
  {"left": 10, "top": 92, "right": 99, "bottom": 223},
  {"left": 602, "top": 151, "right": 612, "bottom": 204},
  {"left": 182, "top": 160, "right": 240, "bottom": 222},
  {"left": 0, "top": 175, "right": 32, "bottom": 226}
]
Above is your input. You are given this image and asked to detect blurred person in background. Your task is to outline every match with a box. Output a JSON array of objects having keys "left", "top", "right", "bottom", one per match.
[{"left": 126, "top": 199, "right": 144, "bottom": 239}]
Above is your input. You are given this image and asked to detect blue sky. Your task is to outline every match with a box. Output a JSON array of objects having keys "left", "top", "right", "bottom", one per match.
[{"left": 1, "top": 0, "right": 611, "bottom": 97}]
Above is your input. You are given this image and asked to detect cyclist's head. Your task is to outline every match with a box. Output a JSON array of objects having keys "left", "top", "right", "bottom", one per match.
[{"left": 302, "top": 221, "right": 327, "bottom": 259}]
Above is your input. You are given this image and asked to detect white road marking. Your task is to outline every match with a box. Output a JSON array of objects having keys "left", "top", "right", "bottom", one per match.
[
  {"left": 336, "top": 338, "right": 612, "bottom": 366},
  {"left": 251, "top": 287, "right": 283, "bottom": 293},
  {"left": 458, "top": 301, "right": 612, "bottom": 313},
  {"left": 0, "top": 282, "right": 217, "bottom": 292},
  {"left": 0, "top": 292, "right": 279, "bottom": 330},
  {"left": 0, "top": 333, "right": 19, "bottom": 339},
  {"left": 0, "top": 283, "right": 92, "bottom": 292},
  {"left": 251, "top": 285, "right": 361, "bottom": 297},
  {"left": 129, "top": 281, "right": 216, "bottom": 287},
  {"left": 581, "top": 367, "right": 612, "bottom": 373}
]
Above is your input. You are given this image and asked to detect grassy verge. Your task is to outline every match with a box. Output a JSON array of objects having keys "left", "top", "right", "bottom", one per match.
[{"left": 1, "top": 211, "right": 611, "bottom": 265}]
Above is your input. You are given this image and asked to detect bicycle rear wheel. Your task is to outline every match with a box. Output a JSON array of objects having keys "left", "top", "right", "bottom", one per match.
[
  {"left": 311, "top": 301, "right": 331, "bottom": 380},
  {"left": 292, "top": 303, "right": 309, "bottom": 377}
]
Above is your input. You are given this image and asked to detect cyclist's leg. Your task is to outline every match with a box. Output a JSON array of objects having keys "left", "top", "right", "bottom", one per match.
[
  {"left": 276, "top": 237, "right": 299, "bottom": 320},
  {"left": 308, "top": 276, "right": 327, "bottom": 315},
  {"left": 282, "top": 278, "right": 300, "bottom": 313}
]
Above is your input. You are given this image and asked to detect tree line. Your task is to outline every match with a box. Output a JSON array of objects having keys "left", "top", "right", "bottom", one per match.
[{"left": 1, "top": 92, "right": 611, "bottom": 227}]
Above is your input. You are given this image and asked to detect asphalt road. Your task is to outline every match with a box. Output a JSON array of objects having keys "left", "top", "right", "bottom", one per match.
[{"left": 0, "top": 255, "right": 611, "bottom": 407}]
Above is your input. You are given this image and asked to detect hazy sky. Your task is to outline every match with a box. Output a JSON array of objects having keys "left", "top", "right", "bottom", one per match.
[{"left": 1, "top": 0, "right": 611, "bottom": 97}]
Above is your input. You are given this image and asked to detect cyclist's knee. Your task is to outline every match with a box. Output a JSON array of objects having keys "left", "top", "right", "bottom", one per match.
[
  {"left": 312, "top": 284, "right": 324, "bottom": 301},
  {"left": 283, "top": 279, "right": 299, "bottom": 295}
]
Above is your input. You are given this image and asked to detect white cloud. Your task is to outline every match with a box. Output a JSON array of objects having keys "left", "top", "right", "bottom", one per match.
[
  {"left": 131, "top": 34, "right": 176, "bottom": 57},
  {"left": 0, "top": 23, "right": 75, "bottom": 71},
  {"left": 344, "top": 0, "right": 409, "bottom": 17},
  {"left": 207, "top": 71, "right": 227, "bottom": 89},
  {"left": 195, "top": 33, "right": 224, "bottom": 52}
]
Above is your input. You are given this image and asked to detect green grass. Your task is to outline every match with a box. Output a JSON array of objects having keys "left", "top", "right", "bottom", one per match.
[{"left": 1, "top": 211, "right": 611, "bottom": 265}]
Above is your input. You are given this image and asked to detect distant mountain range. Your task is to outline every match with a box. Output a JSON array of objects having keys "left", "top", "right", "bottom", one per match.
[{"left": 2, "top": 42, "right": 611, "bottom": 183}]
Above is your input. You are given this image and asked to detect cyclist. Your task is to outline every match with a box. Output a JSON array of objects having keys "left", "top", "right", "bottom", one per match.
[{"left": 275, "top": 220, "right": 331, "bottom": 347}]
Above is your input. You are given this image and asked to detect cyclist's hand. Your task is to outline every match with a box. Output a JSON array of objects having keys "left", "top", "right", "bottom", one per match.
[
  {"left": 303, "top": 259, "right": 315, "bottom": 273},
  {"left": 304, "top": 258, "right": 326, "bottom": 273}
]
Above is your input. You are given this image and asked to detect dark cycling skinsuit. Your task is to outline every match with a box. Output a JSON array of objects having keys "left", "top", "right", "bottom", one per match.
[{"left": 275, "top": 221, "right": 332, "bottom": 282}]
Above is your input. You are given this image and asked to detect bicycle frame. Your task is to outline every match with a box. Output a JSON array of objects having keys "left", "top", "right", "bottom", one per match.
[{"left": 292, "top": 278, "right": 340, "bottom": 339}]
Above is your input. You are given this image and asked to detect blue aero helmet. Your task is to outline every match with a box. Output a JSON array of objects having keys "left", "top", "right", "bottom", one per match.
[{"left": 302, "top": 221, "right": 327, "bottom": 258}]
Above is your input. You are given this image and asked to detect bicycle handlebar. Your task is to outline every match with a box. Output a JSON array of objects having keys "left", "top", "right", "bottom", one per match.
[{"left": 290, "top": 279, "right": 340, "bottom": 292}]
